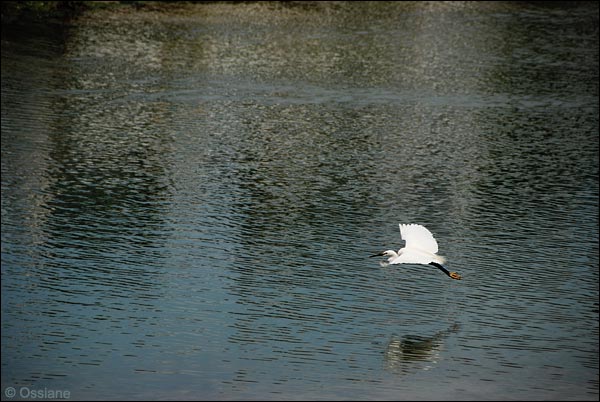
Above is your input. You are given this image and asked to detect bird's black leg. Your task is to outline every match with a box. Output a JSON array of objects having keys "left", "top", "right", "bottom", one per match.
[
  {"left": 429, "top": 262, "right": 462, "bottom": 280},
  {"left": 429, "top": 262, "right": 450, "bottom": 276}
]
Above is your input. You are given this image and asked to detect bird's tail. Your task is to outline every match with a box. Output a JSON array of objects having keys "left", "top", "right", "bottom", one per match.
[{"left": 434, "top": 254, "right": 446, "bottom": 264}]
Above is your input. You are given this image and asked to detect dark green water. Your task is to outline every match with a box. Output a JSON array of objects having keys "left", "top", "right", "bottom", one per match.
[{"left": 2, "top": 2, "right": 598, "bottom": 400}]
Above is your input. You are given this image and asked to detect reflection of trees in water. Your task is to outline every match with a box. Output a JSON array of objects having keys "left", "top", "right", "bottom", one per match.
[{"left": 384, "top": 323, "right": 460, "bottom": 374}]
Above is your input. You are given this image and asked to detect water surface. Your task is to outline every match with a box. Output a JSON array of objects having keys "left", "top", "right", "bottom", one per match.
[{"left": 1, "top": 2, "right": 598, "bottom": 400}]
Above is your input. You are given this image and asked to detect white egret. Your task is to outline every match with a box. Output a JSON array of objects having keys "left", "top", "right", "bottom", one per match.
[{"left": 371, "top": 224, "right": 461, "bottom": 280}]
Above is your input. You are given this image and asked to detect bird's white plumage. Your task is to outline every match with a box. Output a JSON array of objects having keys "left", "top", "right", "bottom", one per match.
[
  {"left": 399, "top": 224, "right": 439, "bottom": 254},
  {"left": 375, "top": 224, "right": 445, "bottom": 265}
]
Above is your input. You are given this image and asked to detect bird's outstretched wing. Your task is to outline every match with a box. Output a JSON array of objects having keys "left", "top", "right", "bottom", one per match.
[{"left": 399, "top": 224, "right": 439, "bottom": 254}]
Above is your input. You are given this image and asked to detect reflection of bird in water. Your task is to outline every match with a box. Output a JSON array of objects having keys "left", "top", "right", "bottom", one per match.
[{"left": 384, "top": 324, "right": 460, "bottom": 374}]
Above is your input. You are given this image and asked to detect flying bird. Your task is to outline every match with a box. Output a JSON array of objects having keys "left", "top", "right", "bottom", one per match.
[{"left": 371, "top": 224, "right": 461, "bottom": 280}]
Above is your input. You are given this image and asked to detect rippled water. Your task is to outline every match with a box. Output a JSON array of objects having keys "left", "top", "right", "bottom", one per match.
[{"left": 2, "top": 2, "right": 598, "bottom": 400}]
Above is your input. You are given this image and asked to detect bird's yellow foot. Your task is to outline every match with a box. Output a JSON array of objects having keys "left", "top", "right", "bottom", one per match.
[{"left": 449, "top": 272, "right": 462, "bottom": 280}]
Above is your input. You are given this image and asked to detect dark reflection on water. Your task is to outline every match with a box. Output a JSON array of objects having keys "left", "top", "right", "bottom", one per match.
[
  {"left": 2, "top": 2, "right": 598, "bottom": 400},
  {"left": 385, "top": 324, "right": 461, "bottom": 374}
]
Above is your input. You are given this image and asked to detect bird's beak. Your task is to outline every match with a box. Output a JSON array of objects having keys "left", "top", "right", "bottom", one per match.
[{"left": 370, "top": 251, "right": 385, "bottom": 258}]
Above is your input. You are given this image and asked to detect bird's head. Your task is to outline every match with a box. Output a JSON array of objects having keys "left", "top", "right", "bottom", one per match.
[{"left": 370, "top": 250, "right": 397, "bottom": 258}]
